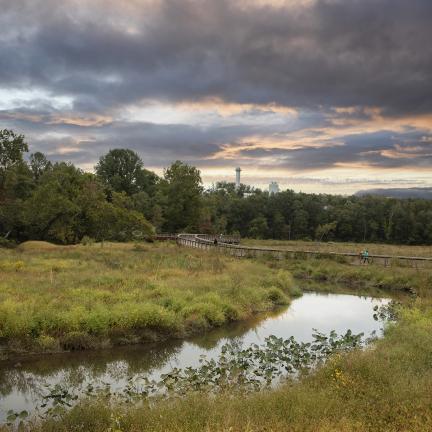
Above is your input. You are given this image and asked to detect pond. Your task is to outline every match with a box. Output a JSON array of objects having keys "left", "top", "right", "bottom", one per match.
[{"left": 0, "top": 292, "right": 390, "bottom": 423}]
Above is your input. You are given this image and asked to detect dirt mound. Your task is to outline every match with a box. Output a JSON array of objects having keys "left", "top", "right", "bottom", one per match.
[{"left": 18, "top": 241, "right": 62, "bottom": 251}]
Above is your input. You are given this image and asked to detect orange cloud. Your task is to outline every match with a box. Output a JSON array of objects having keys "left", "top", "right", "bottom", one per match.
[
  {"left": 0, "top": 112, "right": 44, "bottom": 123},
  {"left": 328, "top": 107, "right": 432, "bottom": 134},
  {"left": 178, "top": 98, "right": 298, "bottom": 117},
  {"left": 48, "top": 114, "right": 113, "bottom": 127}
]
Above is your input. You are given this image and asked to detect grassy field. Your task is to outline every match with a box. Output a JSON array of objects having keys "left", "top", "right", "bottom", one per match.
[
  {"left": 0, "top": 241, "right": 297, "bottom": 356},
  {"left": 14, "top": 256, "right": 432, "bottom": 432},
  {"left": 2, "top": 240, "right": 432, "bottom": 431},
  {"left": 243, "top": 238, "right": 432, "bottom": 257}
]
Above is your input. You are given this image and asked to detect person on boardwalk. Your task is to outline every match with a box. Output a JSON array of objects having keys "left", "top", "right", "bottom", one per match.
[{"left": 360, "top": 249, "right": 370, "bottom": 264}]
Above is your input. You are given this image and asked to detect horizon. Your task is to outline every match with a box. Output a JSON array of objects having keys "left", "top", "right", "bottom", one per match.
[{"left": 1, "top": 0, "right": 432, "bottom": 195}]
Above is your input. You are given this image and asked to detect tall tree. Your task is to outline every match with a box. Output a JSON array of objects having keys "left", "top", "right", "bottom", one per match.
[
  {"left": 163, "top": 161, "right": 203, "bottom": 232},
  {"left": 29, "top": 152, "right": 52, "bottom": 181},
  {"left": 96, "top": 149, "right": 147, "bottom": 195},
  {"left": 0, "top": 130, "right": 31, "bottom": 239},
  {"left": 0, "top": 130, "right": 28, "bottom": 171},
  {"left": 0, "top": 129, "right": 28, "bottom": 192},
  {"left": 248, "top": 215, "right": 269, "bottom": 239},
  {"left": 23, "top": 163, "right": 84, "bottom": 243}
]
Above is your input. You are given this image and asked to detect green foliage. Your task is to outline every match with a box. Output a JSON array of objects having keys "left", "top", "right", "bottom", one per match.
[
  {"left": 162, "top": 161, "right": 203, "bottom": 232},
  {"left": 203, "top": 186, "right": 432, "bottom": 244},
  {"left": 248, "top": 215, "right": 269, "bottom": 239},
  {"left": 0, "top": 237, "right": 16, "bottom": 249},
  {"left": 29, "top": 151, "right": 52, "bottom": 181},
  {"left": 36, "top": 334, "right": 59, "bottom": 351},
  {"left": 0, "top": 244, "right": 295, "bottom": 354},
  {"left": 95, "top": 148, "right": 158, "bottom": 196},
  {"left": 5, "top": 409, "right": 28, "bottom": 427},
  {"left": 0, "top": 129, "right": 28, "bottom": 173},
  {"left": 27, "top": 329, "right": 364, "bottom": 417},
  {"left": 3, "top": 130, "right": 432, "bottom": 244},
  {"left": 265, "top": 287, "right": 289, "bottom": 304},
  {"left": 0, "top": 130, "right": 33, "bottom": 240},
  {"left": 22, "top": 163, "right": 82, "bottom": 243},
  {"left": 278, "top": 257, "right": 425, "bottom": 297},
  {"left": 315, "top": 221, "right": 338, "bottom": 241},
  {"left": 4, "top": 161, "right": 154, "bottom": 244},
  {"left": 25, "top": 292, "right": 432, "bottom": 432}
]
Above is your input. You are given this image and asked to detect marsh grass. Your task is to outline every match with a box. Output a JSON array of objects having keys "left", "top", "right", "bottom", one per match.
[
  {"left": 255, "top": 254, "right": 430, "bottom": 298},
  {"left": 243, "top": 238, "right": 432, "bottom": 258},
  {"left": 2, "top": 243, "right": 432, "bottom": 431},
  {"left": 21, "top": 298, "right": 432, "bottom": 432},
  {"left": 0, "top": 242, "right": 296, "bottom": 355}
]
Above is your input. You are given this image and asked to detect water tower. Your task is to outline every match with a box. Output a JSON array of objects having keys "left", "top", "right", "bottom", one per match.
[
  {"left": 269, "top": 181, "right": 280, "bottom": 194},
  {"left": 235, "top": 167, "right": 241, "bottom": 190}
]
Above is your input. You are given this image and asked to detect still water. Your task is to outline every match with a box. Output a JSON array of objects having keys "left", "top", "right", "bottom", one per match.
[{"left": 0, "top": 292, "right": 389, "bottom": 422}]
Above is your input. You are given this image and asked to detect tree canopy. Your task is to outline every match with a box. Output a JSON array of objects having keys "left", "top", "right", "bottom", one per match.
[
  {"left": 2, "top": 130, "right": 432, "bottom": 246},
  {"left": 95, "top": 148, "right": 158, "bottom": 196},
  {"left": 162, "top": 161, "right": 203, "bottom": 232}
]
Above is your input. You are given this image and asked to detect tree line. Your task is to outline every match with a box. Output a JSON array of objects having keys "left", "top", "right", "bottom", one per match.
[{"left": 1, "top": 129, "right": 432, "bottom": 245}]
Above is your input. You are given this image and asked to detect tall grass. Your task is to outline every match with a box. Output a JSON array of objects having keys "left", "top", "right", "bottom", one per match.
[
  {"left": 2, "top": 243, "right": 432, "bottom": 431},
  {"left": 279, "top": 258, "right": 430, "bottom": 296},
  {"left": 22, "top": 297, "right": 432, "bottom": 432},
  {"left": 244, "top": 238, "right": 432, "bottom": 258},
  {"left": 0, "top": 242, "right": 297, "bottom": 355}
]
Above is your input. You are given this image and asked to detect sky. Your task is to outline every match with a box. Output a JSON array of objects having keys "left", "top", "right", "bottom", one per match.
[{"left": 1, "top": 0, "right": 432, "bottom": 194}]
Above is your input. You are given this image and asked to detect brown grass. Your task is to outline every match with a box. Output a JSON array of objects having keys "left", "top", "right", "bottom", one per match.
[{"left": 243, "top": 238, "right": 432, "bottom": 258}]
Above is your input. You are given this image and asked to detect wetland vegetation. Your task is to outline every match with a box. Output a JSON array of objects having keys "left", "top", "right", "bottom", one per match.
[
  {"left": 31, "top": 301, "right": 431, "bottom": 432},
  {"left": 0, "top": 241, "right": 298, "bottom": 357},
  {"left": 0, "top": 291, "right": 388, "bottom": 425},
  {"left": 2, "top": 239, "right": 431, "bottom": 431},
  {"left": 244, "top": 238, "right": 432, "bottom": 258}
]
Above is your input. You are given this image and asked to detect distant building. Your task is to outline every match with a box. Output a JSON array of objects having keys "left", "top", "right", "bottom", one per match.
[
  {"left": 269, "top": 181, "right": 280, "bottom": 194},
  {"left": 235, "top": 167, "right": 241, "bottom": 190}
]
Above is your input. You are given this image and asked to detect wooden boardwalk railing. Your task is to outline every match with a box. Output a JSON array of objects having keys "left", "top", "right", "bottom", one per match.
[
  {"left": 175, "top": 234, "right": 432, "bottom": 269},
  {"left": 155, "top": 233, "right": 178, "bottom": 241}
]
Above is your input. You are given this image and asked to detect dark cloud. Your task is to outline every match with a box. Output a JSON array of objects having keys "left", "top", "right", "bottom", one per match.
[
  {"left": 4, "top": 106, "right": 432, "bottom": 172},
  {"left": 1, "top": 0, "right": 432, "bottom": 181},
  {"left": 6, "top": 114, "right": 255, "bottom": 167},
  {"left": 238, "top": 130, "right": 432, "bottom": 170},
  {"left": 1, "top": 0, "right": 432, "bottom": 114}
]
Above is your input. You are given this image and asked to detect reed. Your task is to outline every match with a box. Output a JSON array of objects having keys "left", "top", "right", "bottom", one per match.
[{"left": 0, "top": 242, "right": 297, "bottom": 355}]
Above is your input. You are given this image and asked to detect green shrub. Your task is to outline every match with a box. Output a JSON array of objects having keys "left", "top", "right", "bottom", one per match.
[
  {"left": 221, "top": 303, "right": 241, "bottom": 321},
  {"left": 0, "top": 237, "right": 16, "bottom": 249},
  {"left": 275, "top": 270, "right": 294, "bottom": 291},
  {"left": 182, "top": 302, "right": 226, "bottom": 327},
  {"left": 289, "top": 285, "right": 302, "bottom": 297},
  {"left": 266, "top": 287, "right": 289, "bottom": 305},
  {"left": 36, "top": 334, "right": 59, "bottom": 351}
]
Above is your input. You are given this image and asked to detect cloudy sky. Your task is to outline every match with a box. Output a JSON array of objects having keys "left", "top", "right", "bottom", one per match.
[{"left": 1, "top": 0, "right": 432, "bottom": 193}]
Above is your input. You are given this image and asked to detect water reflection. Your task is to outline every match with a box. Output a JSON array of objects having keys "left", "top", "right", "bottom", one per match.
[{"left": 0, "top": 292, "right": 389, "bottom": 422}]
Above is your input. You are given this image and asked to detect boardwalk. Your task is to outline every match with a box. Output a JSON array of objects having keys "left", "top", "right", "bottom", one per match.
[{"left": 173, "top": 234, "right": 432, "bottom": 269}]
